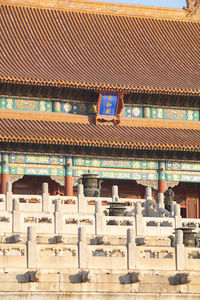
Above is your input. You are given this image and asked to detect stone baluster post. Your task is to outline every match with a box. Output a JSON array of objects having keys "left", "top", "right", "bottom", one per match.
[
  {"left": 135, "top": 202, "right": 145, "bottom": 236},
  {"left": 175, "top": 229, "right": 185, "bottom": 271},
  {"left": 158, "top": 193, "right": 164, "bottom": 216},
  {"left": 6, "top": 181, "right": 13, "bottom": 212},
  {"left": 78, "top": 227, "right": 87, "bottom": 269},
  {"left": 145, "top": 186, "right": 152, "bottom": 216},
  {"left": 42, "top": 183, "right": 50, "bottom": 212},
  {"left": 146, "top": 186, "right": 152, "bottom": 200},
  {"left": 12, "top": 198, "right": 21, "bottom": 233},
  {"left": 112, "top": 185, "right": 118, "bottom": 201},
  {"left": 95, "top": 199, "right": 105, "bottom": 235},
  {"left": 27, "top": 226, "right": 37, "bottom": 268},
  {"left": 54, "top": 199, "right": 63, "bottom": 234},
  {"left": 171, "top": 200, "right": 177, "bottom": 217},
  {"left": 77, "top": 184, "right": 85, "bottom": 213},
  {"left": 127, "top": 228, "right": 136, "bottom": 269},
  {"left": 174, "top": 203, "right": 182, "bottom": 228}
]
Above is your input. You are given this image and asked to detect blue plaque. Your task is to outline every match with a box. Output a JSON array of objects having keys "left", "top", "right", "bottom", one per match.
[{"left": 99, "top": 94, "right": 118, "bottom": 116}]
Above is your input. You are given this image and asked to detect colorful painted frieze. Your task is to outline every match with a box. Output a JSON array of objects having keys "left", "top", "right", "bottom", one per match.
[
  {"left": 0, "top": 98, "right": 52, "bottom": 112},
  {"left": 73, "top": 158, "right": 158, "bottom": 170},
  {"left": 148, "top": 107, "right": 199, "bottom": 121},
  {"left": 9, "top": 154, "right": 64, "bottom": 165},
  {"left": 166, "top": 162, "right": 200, "bottom": 171},
  {"left": 73, "top": 169, "right": 158, "bottom": 180},
  {"left": 0, "top": 96, "right": 199, "bottom": 121},
  {"left": 123, "top": 106, "right": 142, "bottom": 118},
  {"left": 166, "top": 173, "right": 200, "bottom": 182},
  {"left": 62, "top": 101, "right": 96, "bottom": 115},
  {"left": 9, "top": 165, "right": 64, "bottom": 176}
]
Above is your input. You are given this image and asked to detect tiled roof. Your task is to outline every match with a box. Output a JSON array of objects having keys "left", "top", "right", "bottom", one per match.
[
  {"left": 0, "top": 117, "right": 200, "bottom": 152},
  {"left": 0, "top": 4, "right": 200, "bottom": 95}
]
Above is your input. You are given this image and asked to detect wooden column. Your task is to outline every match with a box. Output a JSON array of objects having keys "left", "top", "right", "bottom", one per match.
[
  {"left": 1, "top": 153, "right": 9, "bottom": 194},
  {"left": 158, "top": 161, "right": 166, "bottom": 194},
  {"left": 64, "top": 157, "right": 73, "bottom": 196}
]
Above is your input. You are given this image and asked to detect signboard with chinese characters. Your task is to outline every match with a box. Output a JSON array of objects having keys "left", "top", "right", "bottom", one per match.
[
  {"left": 99, "top": 94, "right": 118, "bottom": 116},
  {"left": 96, "top": 93, "right": 124, "bottom": 124}
]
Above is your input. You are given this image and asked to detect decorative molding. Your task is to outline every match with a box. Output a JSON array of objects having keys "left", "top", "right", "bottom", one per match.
[
  {"left": 10, "top": 174, "right": 24, "bottom": 184},
  {"left": 185, "top": 0, "right": 200, "bottom": 19},
  {"left": 136, "top": 180, "right": 179, "bottom": 190},
  {"left": 136, "top": 179, "right": 158, "bottom": 190},
  {"left": 166, "top": 181, "right": 179, "bottom": 189},
  {"left": 50, "top": 175, "right": 64, "bottom": 186}
]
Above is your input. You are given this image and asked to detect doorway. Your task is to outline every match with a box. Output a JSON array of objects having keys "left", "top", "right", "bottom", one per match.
[
  {"left": 173, "top": 182, "right": 200, "bottom": 218},
  {"left": 12, "top": 175, "right": 64, "bottom": 195}
]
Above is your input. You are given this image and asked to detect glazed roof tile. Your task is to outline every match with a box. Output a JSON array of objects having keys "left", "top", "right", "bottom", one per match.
[
  {"left": 0, "top": 4, "right": 200, "bottom": 95},
  {"left": 0, "top": 117, "right": 200, "bottom": 152}
]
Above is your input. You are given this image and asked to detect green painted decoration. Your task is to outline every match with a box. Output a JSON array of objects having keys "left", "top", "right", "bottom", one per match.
[
  {"left": 166, "top": 162, "right": 200, "bottom": 171},
  {"left": 166, "top": 173, "right": 200, "bottom": 182},
  {"left": 143, "top": 107, "right": 151, "bottom": 118},
  {"left": 9, "top": 166, "right": 64, "bottom": 176},
  {"left": 0, "top": 97, "right": 52, "bottom": 112},
  {"left": 73, "top": 169, "right": 158, "bottom": 181},
  {"left": 2, "top": 153, "right": 9, "bottom": 174},
  {"left": 0, "top": 96, "right": 199, "bottom": 121},
  {"left": 65, "top": 157, "right": 73, "bottom": 177},
  {"left": 73, "top": 158, "right": 158, "bottom": 170},
  {"left": 123, "top": 106, "right": 142, "bottom": 118},
  {"left": 9, "top": 154, "right": 64, "bottom": 165},
  {"left": 158, "top": 161, "right": 166, "bottom": 181},
  {"left": 52, "top": 101, "right": 62, "bottom": 112},
  {"left": 144, "top": 107, "right": 199, "bottom": 121}
]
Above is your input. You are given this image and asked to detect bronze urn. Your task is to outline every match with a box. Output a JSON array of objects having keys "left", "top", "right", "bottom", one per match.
[
  {"left": 108, "top": 201, "right": 126, "bottom": 216},
  {"left": 80, "top": 172, "right": 102, "bottom": 197},
  {"left": 176, "top": 226, "right": 196, "bottom": 247}
]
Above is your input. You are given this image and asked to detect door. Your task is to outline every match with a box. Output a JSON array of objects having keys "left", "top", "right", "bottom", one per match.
[{"left": 186, "top": 196, "right": 198, "bottom": 219}]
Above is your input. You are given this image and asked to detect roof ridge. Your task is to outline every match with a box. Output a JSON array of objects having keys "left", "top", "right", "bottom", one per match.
[{"left": 1, "top": 0, "right": 199, "bottom": 22}]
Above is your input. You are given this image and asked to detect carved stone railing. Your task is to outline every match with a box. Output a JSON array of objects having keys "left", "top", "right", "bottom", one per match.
[
  {"left": 0, "top": 244, "right": 26, "bottom": 269},
  {"left": 37, "top": 244, "right": 78, "bottom": 269},
  {"left": 182, "top": 218, "right": 200, "bottom": 232},
  {"left": 87, "top": 245, "right": 127, "bottom": 269},
  {"left": 0, "top": 182, "right": 189, "bottom": 240},
  {"left": 185, "top": 248, "right": 200, "bottom": 270},
  {"left": 143, "top": 217, "right": 175, "bottom": 236},
  {"left": 135, "top": 246, "right": 176, "bottom": 270},
  {"left": 0, "top": 225, "right": 197, "bottom": 272}
]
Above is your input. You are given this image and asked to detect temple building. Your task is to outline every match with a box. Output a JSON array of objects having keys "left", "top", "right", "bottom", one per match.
[{"left": 0, "top": 0, "right": 200, "bottom": 218}]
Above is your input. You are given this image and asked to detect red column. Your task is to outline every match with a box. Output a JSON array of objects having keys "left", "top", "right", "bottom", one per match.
[
  {"left": 64, "top": 157, "right": 73, "bottom": 196},
  {"left": 158, "top": 161, "right": 166, "bottom": 194},
  {"left": 158, "top": 180, "right": 166, "bottom": 194},
  {"left": 1, "top": 154, "right": 9, "bottom": 194},
  {"left": 65, "top": 176, "right": 73, "bottom": 196}
]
